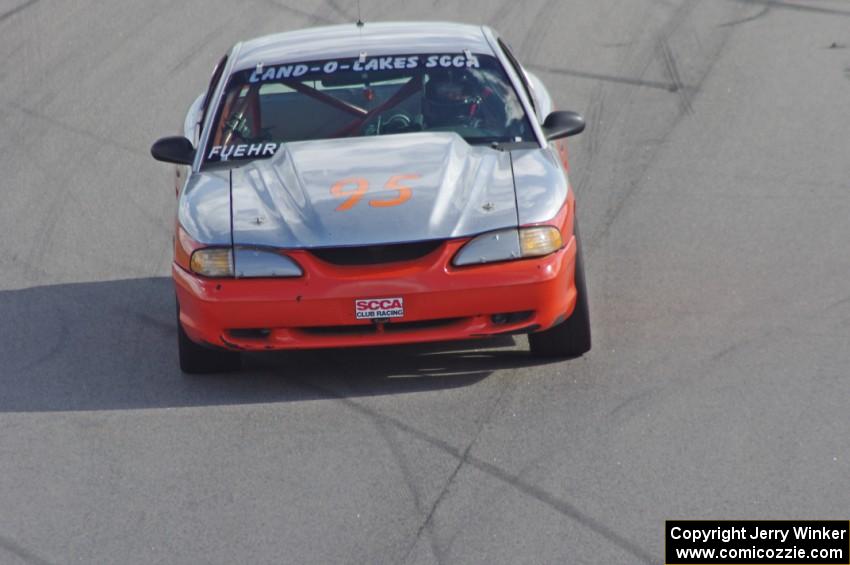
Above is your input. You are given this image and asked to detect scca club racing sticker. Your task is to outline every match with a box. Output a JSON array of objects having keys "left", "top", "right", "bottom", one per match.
[{"left": 355, "top": 297, "right": 405, "bottom": 320}]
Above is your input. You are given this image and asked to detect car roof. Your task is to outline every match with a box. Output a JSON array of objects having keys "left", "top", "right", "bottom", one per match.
[{"left": 231, "top": 21, "right": 496, "bottom": 71}]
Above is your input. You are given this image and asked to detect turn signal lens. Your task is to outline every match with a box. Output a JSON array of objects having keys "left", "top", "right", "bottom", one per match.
[
  {"left": 190, "top": 248, "right": 234, "bottom": 278},
  {"left": 519, "top": 227, "right": 563, "bottom": 257},
  {"left": 453, "top": 226, "right": 564, "bottom": 266}
]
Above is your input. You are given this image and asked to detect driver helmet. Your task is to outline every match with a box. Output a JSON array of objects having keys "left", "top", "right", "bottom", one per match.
[{"left": 422, "top": 70, "right": 480, "bottom": 127}]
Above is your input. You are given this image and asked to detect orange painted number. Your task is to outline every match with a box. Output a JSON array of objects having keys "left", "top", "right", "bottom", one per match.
[
  {"left": 331, "top": 174, "right": 419, "bottom": 211},
  {"left": 331, "top": 178, "right": 368, "bottom": 211},
  {"left": 369, "top": 174, "right": 419, "bottom": 208}
]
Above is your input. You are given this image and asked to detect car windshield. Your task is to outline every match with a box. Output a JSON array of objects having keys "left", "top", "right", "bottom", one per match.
[{"left": 203, "top": 52, "right": 535, "bottom": 166}]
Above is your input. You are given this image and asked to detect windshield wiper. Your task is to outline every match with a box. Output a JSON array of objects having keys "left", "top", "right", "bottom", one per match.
[{"left": 466, "top": 137, "right": 533, "bottom": 151}]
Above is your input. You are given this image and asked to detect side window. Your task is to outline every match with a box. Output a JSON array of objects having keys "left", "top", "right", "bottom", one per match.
[
  {"left": 497, "top": 39, "right": 537, "bottom": 116},
  {"left": 200, "top": 55, "right": 228, "bottom": 133}
]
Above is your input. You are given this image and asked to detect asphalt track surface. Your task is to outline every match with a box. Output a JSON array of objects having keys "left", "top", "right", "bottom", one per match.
[{"left": 1, "top": 1, "right": 849, "bottom": 563}]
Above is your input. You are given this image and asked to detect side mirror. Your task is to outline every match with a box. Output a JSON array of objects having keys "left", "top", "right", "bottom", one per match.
[
  {"left": 542, "top": 111, "right": 586, "bottom": 141},
  {"left": 151, "top": 136, "right": 195, "bottom": 165}
]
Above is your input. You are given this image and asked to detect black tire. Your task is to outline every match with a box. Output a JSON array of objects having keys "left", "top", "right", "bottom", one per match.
[
  {"left": 529, "top": 223, "right": 591, "bottom": 359},
  {"left": 177, "top": 309, "right": 242, "bottom": 374}
]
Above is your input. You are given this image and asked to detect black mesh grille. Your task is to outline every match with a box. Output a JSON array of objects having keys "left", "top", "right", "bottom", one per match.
[
  {"left": 383, "top": 318, "right": 463, "bottom": 333},
  {"left": 299, "top": 317, "right": 462, "bottom": 336},
  {"left": 309, "top": 240, "right": 443, "bottom": 266},
  {"left": 300, "top": 325, "right": 376, "bottom": 336}
]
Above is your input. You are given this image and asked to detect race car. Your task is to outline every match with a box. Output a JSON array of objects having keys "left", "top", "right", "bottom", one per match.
[{"left": 151, "top": 21, "right": 590, "bottom": 373}]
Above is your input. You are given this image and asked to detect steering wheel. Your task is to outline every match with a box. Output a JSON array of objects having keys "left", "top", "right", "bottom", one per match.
[
  {"left": 382, "top": 113, "right": 413, "bottom": 134},
  {"left": 224, "top": 115, "right": 254, "bottom": 141}
]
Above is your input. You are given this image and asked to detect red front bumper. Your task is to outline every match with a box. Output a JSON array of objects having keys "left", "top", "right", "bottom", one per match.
[{"left": 174, "top": 237, "right": 577, "bottom": 351}]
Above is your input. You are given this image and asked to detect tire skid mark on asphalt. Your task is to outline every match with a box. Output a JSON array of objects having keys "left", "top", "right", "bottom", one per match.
[
  {"left": 9, "top": 102, "right": 143, "bottom": 159},
  {"left": 648, "top": 164, "right": 849, "bottom": 194},
  {"left": 527, "top": 63, "right": 684, "bottom": 92},
  {"left": 0, "top": 40, "right": 27, "bottom": 67},
  {"left": 16, "top": 6, "right": 160, "bottom": 114},
  {"left": 704, "top": 292, "right": 850, "bottom": 370},
  {"left": 612, "top": 326, "right": 792, "bottom": 421},
  {"left": 0, "top": 532, "right": 54, "bottom": 565},
  {"left": 825, "top": 296, "right": 850, "bottom": 330},
  {"left": 0, "top": 252, "right": 52, "bottom": 281},
  {"left": 398, "top": 375, "right": 518, "bottom": 565},
  {"left": 318, "top": 348, "right": 521, "bottom": 564},
  {"left": 372, "top": 419, "right": 445, "bottom": 565},
  {"left": 0, "top": 0, "right": 39, "bottom": 24},
  {"left": 605, "top": 290, "right": 848, "bottom": 426},
  {"left": 573, "top": 81, "right": 605, "bottom": 194},
  {"left": 548, "top": 1, "right": 683, "bottom": 229},
  {"left": 7, "top": 101, "right": 147, "bottom": 281},
  {"left": 607, "top": 386, "right": 663, "bottom": 421},
  {"left": 729, "top": 0, "right": 850, "bottom": 18},
  {"left": 718, "top": 3, "right": 771, "bottom": 27},
  {"left": 400, "top": 440, "right": 468, "bottom": 565},
  {"left": 290, "top": 377, "right": 657, "bottom": 565},
  {"left": 600, "top": 351, "right": 677, "bottom": 427},
  {"left": 485, "top": 0, "right": 517, "bottom": 28},
  {"left": 260, "top": 0, "right": 339, "bottom": 25},
  {"left": 585, "top": 0, "right": 696, "bottom": 247},
  {"left": 10, "top": 124, "right": 91, "bottom": 287},
  {"left": 324, "top": 0, "right": 356, "bottom": 21},
  {"left": 131, "top": 310, "right": 177, "bottom": 337},
  {"left": 586, "top": 0, "right": 742, "bottom": 254},
  {"left": 168, "top": 23, "right": 229, "bottom": 75},
  {"left": 708, "top": 331, "right": 783, "bottom": 366},
  {"left": 518, "top": 0, "right": 560, "bottom": 65},
  {"left": 657, "top": 38, "right": 694, "bottom": 116}
]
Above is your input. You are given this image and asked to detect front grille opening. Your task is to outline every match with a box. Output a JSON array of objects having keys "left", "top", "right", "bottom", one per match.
[
  {"left": 298, "top": 317, "right": 462, "bottom": 337},
  {"left": 490, "top": 311, "right": 534, "bottom": 326},
  {"left": 310, "top": 240, "right": 443, "bottom": 266},
  {"left": 300, "top": 325, "right": 377, "bottom": 336},
  {"left": 227, "top": 328, "right": 272, "bottom": 340},
  {"left": 383, "top": 317, "right": 462, "bottom": 333}
]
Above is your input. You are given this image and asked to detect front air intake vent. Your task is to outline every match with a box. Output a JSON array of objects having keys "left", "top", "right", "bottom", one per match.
[
  {"left": 309, "top": 240, "right": 443, "bottom": 266},
  {"left": 299, "top": 317, "right": 462, "bottom": 336}
]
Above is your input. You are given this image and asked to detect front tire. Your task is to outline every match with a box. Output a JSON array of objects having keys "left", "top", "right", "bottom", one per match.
[
  {"left": 529, "top": 225, "right": 591, "bottom": 359},
  {"left": 177, "top": 309, "right": 242, "bottom": 374}
]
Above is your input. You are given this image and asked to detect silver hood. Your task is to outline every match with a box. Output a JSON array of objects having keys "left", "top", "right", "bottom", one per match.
[{"left": 230, "top": 132, "right": 518, "bottom": 248}]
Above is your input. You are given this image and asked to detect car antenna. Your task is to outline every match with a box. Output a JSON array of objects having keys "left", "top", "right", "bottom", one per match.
[{"left": 356, "top": 0, "right": 366, "bottom": 64}]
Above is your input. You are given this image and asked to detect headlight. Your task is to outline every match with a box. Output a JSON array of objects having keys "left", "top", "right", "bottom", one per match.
[
  {"left": 453, "top": 226, "right": 563, "bottom": 267},
  {"left": 452, "top": 228, "right": 521, "bottom": 266},
  {"left": 190, "top": 248, "right": 233, "bottom": 277},
  {"left": 189, "top": 247, "right": 303, "bottom": 278},
  {"left": 233, "top": 247, "right": 303, "bottom": 278}
]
